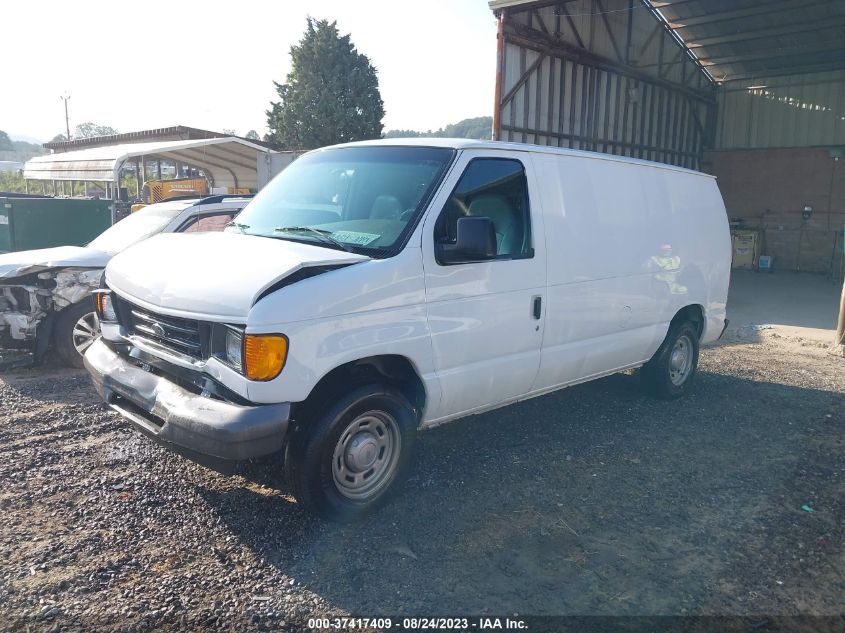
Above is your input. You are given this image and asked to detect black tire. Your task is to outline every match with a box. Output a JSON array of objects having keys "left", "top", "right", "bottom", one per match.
[
  {"left": 641, "top": 320, "right": 700, "bottom": 400},
  {"left": 285, "top": 384, "right": 417, "bottom": 521},
  {"left": 53, "top": 299, "right": 99, "bottom": 368}
]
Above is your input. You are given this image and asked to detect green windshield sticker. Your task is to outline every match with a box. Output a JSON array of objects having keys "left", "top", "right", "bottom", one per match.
[{"left": 332, "top": 231, "right": 381, "bottom": 246}]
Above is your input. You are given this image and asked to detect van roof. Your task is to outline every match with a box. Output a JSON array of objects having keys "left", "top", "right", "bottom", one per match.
[{"left": 323, "top": 137, "right": 714, "bottom": 179}]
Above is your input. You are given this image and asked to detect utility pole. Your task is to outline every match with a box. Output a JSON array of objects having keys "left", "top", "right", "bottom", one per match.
[{"left": 60, "top": 93, "right": 71, "bottom": 140}]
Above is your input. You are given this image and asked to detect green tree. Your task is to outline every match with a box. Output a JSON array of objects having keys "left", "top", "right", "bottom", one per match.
[
  {"left": 441, "top": 116, "right": 492, "bottom": 140},
  {"left": 383, "top": 129, "right": 422, "bottom": 139},
  {"left": 245, "top": 129, "right": 260, "bottom": 140},
  {"left": 384, "top": 116, "right": 492, "bottom": 141},
  {"left": 0, "top": 130, "right": 13, "bottom": 151},
  {"left": 266, "top": 18, "right": 384, "bottom": 150},
  {"left": 74, "top": 122, "right": 118, "bottom": 138}
]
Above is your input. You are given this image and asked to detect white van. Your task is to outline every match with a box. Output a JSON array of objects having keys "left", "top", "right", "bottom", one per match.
[{"left": 85, "top": 139, "right": 730, "bottom": 520}]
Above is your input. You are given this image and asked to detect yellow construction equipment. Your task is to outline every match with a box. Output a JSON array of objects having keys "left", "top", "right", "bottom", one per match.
[{"left": 130, "top": 179, "right": 251, "bottom": 212}]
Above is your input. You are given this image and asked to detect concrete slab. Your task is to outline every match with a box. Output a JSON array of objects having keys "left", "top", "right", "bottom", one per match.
[{"left": 726, "top": 270, "right": 841, "bottom": 344}]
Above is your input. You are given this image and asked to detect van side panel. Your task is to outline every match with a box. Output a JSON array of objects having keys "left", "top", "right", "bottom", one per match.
[
  {"left": 659, "top": 170, "right": 730, "bottom": 344},
  {"left": 531, "top": 153, "right": 728, "bottom": 392}
]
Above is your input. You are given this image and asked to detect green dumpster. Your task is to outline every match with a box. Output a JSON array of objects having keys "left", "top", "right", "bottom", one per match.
[{"left": 0, "top": 197, "right": 112, "bottom": 253}]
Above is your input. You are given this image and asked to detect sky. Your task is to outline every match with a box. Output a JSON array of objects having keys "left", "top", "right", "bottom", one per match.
[{"left": 2, "top": 0, "right": 498, "bottom": 142}]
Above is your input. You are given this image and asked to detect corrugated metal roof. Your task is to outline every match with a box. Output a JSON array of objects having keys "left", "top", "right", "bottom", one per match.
[
  {"left": 489, "top": 0, "right": 542, "bottom": 10},
  {"left": 24, "top": 138, "right": 273, "bottom": 189},
  {"left": 647, "top": 0, "right": 845, "bottom": 84},
  {"left": 43, "top": 125, "right": 276, "bottom": 152},
  {"left": 492, "top": 1, "right": 845, "bottom": 85}
]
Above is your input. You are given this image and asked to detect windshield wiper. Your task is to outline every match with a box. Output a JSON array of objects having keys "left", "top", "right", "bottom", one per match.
[
  {"left": 273, "top": 226, "right": 353, "bottom": 252},
  {"left": 226, "top": 221, "right": 250, "bottom": 233}
]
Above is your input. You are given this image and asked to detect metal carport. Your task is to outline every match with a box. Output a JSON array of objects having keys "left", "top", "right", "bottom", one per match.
[{"left": 23, "top": 137, "right": 275, "bottom": 195}]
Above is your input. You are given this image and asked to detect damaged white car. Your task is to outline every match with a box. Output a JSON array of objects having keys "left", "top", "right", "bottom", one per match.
[{"left": 0, "top": 195, "right": 252, "bottom": 369}]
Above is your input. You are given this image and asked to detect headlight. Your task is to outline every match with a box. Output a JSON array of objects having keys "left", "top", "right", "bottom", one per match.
[
  {"left": 225, "top": 328, "right": 243, "bottom": 371},
  {"left": 244, "top": 334, "right": 288, "bottom": 381},
  {"left": 95, "top": 291, "right": 117, "bottom": 322}
]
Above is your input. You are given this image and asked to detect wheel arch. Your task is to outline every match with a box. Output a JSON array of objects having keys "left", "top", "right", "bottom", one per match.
[
  {"left": 293, "top": 354, "right": 427, "bottom": 426},
  {"left": 671, "top": 304, "right": 705, "bottom": 339}
]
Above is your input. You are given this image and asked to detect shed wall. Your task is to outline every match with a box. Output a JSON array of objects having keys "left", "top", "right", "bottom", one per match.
[
  {"left": 716, "top": 70, "right": 845, "bottom": 149},
  {"left": 703, "top": 147, "right": 845, "bottom": 274},
  {"left": 497, "top": 1, "right": 716, "bottom": 169}
]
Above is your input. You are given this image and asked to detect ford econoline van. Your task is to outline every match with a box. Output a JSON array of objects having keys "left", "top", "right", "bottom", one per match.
[{"left": 85, "top": 139, "right": 730, "bottom": 520}]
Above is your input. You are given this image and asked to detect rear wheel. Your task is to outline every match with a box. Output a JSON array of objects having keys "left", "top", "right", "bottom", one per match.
[
  {"left": 285, "top": 384, "right": 417, "bottom": 521},
  {"left": 641, "top": 320, "right": 699, "bottom": 399},
  {"left": 54, "top": 299, "right": 99, "bottom": 368}
]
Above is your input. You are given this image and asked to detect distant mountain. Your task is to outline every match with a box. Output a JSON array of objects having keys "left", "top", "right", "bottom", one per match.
[
  {"left": 384, "top": 116, "right": 492, "bottom": 141},
  {"left": 9, "top": 133, "right": 43, "bottom": 144},
  {"left": 0, "top": 130, "right": 47, "bottom": 163}
]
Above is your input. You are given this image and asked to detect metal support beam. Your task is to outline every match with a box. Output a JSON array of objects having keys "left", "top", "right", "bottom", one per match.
[
  {"left": 500, "top": 49, "right": 547, "bottom": 106},
  {"left": 493, "top": 11, "right": 506, "bottom": 140},
  {"left": 641, "top": 1, "right": 714, "bottom": 83},
  {"left": 505, "top": 24, "right": 714, "bottom": 102},
  {"left": 596, "top": 0, "right": 624, "bottom": 62},
  {"left": 558, "top": 2, "right": 585, "bottom": 50}
]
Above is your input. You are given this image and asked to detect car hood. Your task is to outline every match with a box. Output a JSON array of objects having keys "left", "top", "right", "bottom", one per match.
[
  {"left": 0, "top": 246, "right": 111, "bottom": 279},
  {"left": 105, "top": 232, "right": 370, "bottom": 320}
]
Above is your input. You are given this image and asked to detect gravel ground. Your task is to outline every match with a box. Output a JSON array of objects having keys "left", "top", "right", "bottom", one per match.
[{"left": 0, "top": 332, "right": 842, "bottom": 632}]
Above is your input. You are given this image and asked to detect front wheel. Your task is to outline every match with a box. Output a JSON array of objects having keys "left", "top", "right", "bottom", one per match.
[
  {"left": 641, "top": 320, "right": 700, "bottom": 399},
  {"left": 54, "top": 299, "right": 99, "bottom": 368},
  {"left": 285, "top": 384, "right": 417, "bottom": 521}
]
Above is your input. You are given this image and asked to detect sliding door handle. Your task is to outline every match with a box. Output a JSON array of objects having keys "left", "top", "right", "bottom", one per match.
[{"left": 532, "top": 295, "right": 542, "bottom": 320}]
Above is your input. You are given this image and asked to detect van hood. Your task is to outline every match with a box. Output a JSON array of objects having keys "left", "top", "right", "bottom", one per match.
[
  {"left": 0, "top": 246, "right": 110, "bottom": 279},
  {"left": 105, "top": 232, "right": 369, "bottom": 320}
]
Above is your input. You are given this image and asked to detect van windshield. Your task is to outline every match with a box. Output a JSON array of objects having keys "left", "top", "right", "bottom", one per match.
[{"left": 231, "top": 146, "right": 455, "bottom": 256}]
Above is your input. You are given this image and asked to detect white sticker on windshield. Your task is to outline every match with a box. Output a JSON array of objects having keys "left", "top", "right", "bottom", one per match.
[{"left": 332, "top": 231, "right": 381, "bottom": 246}]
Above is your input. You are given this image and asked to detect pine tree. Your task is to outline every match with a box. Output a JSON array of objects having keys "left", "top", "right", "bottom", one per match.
[{"left": 266, "top": 18, "right": 385, "bottom": 150}]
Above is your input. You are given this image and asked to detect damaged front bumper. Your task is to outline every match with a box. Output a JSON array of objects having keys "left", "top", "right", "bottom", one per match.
[{"left": 84, "top": 338, "right": 291, "bottom": 473}]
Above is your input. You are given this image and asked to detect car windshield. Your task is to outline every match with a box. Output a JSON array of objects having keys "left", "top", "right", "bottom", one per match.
[
  {"left": 231, "top": 146, "right": 455, "bottom": 256},
  {"left": 87, "top": 203, "right": 188, "bottom": 253}
]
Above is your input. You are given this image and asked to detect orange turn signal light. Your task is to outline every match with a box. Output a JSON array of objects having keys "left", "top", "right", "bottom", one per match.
[{"left": 243, "top": 334, "right": 288, "bottom": 381}]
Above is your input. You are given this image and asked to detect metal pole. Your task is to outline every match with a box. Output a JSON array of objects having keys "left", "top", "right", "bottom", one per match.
[
  {"left": 836, "top": 276, "right": 845, "bottom": 347},
  {"left": 492, "top": 11, "right": 506, "bottom": 141},
  {"left": 135, "top": 158, "right": 142, "bottom": 198}
]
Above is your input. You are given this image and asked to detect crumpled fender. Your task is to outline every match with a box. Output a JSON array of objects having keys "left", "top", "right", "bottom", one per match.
[{"left": 52, "top": 269, "right": 102, "bottom": 309}]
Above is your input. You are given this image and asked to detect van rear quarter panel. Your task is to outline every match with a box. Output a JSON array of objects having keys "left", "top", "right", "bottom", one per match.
[{"left": 531, "top": 152, "right": 729, "bottom": 390}]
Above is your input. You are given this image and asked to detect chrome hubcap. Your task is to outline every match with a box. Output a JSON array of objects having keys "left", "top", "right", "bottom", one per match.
[
  {"left": 72, "top": 312, "right": 100, "bottom": 355},
  {"left": 332, "top": 411, "right": 401, "bottom": 501},
  {"left": 669, "top": 334, "right": 694, "bottom": 385}
]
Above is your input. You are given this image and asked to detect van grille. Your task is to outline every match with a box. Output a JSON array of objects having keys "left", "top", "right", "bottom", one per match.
[{"left": 117, "top": 298, "right": 205, "bottom": 359}]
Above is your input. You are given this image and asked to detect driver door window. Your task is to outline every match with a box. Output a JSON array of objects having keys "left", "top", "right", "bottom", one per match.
[{"left": 434, "top": 158, "right": 532, "bottom": 261}]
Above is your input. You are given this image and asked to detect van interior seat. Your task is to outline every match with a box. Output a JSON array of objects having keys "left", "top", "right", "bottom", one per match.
[
  {"left": 371, "top": 195, "right": 403, "bottom": 219},
  {"left": 467, "top": 194, "right": 520, "bottom": 255}
]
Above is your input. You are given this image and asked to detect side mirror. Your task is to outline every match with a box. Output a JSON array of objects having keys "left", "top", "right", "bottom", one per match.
[{"left": 436, "top": 216, "right": 497, "bottom": 264}]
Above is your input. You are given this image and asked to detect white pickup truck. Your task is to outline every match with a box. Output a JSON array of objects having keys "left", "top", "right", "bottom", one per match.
[{"left": 84, "top": 139, "right": 730, "bottom": 520}]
